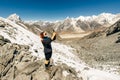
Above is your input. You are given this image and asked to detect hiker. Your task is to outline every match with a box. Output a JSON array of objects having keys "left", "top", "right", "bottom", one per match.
[{"left": 40, "top": 31, "right": 56, "bottom": 69}]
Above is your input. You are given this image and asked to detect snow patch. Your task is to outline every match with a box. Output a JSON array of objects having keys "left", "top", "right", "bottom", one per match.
[{"left": 0, "top": 16, "right": 120, "bottom": 80}]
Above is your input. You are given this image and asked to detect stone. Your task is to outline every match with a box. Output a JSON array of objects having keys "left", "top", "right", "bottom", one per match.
[
  {"left": 15, "top": 51, "right": 25, "bottom": 62},
  {"left": 0, "top": 35, "right": 4, "bottom": 40},
  {"left": 12, "top": 44, "right": 21, "bottom": 50},
  {"left": 65, "top": 74, "right": 74, "bottom": 80},
  {"left": 0, "top": 40, "right": 6, "bottom": 46},
  {"left": 15, "top": 61, "right": 41, "bottom": 75},
  {"left": 106, "top": 20, "right": 120, "bottom": 36},
  {"left": 1, "top": 67, "right": 15, "bottom": 80},
  {"left": 2, "top": 64, "right": 12, "bottom": 76},
  {"left": 116, "top": 36, "right": 120, "bottom": 43},
  {"left": 31, "top": 56, "right": 37, "bottom": 62},
  {"left": 4, "top": 38, "right": 11, "bottom": 43},
  {"left": 0, "top": 64, "right": 5, "bottom": 76},
  {"left": 50, "top": 66, "right": 58, "bottom": 78},
  {"left": 14, "top": 74, "right": 31, "bottom": 80},
  {"left": 21, "top": 54, "right": 32, "bottom": 62},
  {"left": 20, "top": 45, "right": 29, "bottom": 51},
  {"left": 32, "top": 70, "right": 50, "bottom": 80},
  {"left": 0, "top": 21, "right": 5, "bottom": 28},
  {"left": 0, "top": 48, "right": 15, "bottom": 66},
  {"left": 52, "top": 66, "right": 63, "bottom": 80}
]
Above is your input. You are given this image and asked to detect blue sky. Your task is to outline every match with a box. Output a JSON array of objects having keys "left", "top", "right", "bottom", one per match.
[{"left": 0, "top": 0, "right": 120, "bottom": 21}]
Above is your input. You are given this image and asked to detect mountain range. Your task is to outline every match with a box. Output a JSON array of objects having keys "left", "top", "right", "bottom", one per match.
[
  {"left": 0, "top": 13, "right": 120, "bottom": 80},
  {"left": 7, "top": 13, "right": 120, "bottom": 35}
]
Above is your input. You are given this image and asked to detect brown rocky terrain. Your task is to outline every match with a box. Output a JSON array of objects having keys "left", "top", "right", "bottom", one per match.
[
  {"left": 0, "top": 35, "right": 81, "bottom": 80},
  {"left": 60, "top": 19, "right": 120, "bottom": 74}
]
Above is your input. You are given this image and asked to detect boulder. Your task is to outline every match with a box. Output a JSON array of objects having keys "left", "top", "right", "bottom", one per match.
[
  {"left": 14, "top": 51, "right": 25, "bottom": 62},
  {"left": 0, "top": 48, "right": 15, "bottom": 66},
  {"left": 32, "top": 70, "right": 50, "bottom": 80},
  {"left": 0, "top": 21, "right": 5, "bottom": 28},
  {"left": 4, "top": 38, "right": 11, "bottom": 43},
  {"left": 15, "top": 61, "right": 41, "bottom": 75},
  {"left": 0, "top": 35, "right": 4, "bottom": 40},
  {"left": 0, "top": 36, "right": 80, "bottom": 80},
  {"left": 65, "top": 74, "right": 74, "bottom": 80},
  {"left": 12, "top": 43, "right": 21, "bottom": 50},
  {"left": 106, "top": 20, "right": 120, "bottom": 36},
  {"left": 1, "top": 67, "right": 15, "bottom": 80},
  {"left": 21, "top": 54, "right": 32, "bottom": 62},
  {"left": 0, "top": 40, "right": 6, "bottom": 46},
  {"left": 62, "top": 63, "right": 77, "bottom": 76},
  {"left": 0, "top": 64, "right": 5, "bottom": 76},
  {"left": 14, "top": 74, "right": 31, "bottom": 80},
  {"left": 20, "top": 45, "right": 30, "bottom": 51},
  {"left": 1, "top": 63, "right": 12, "bottom": 76},
  {"left": 116, "top": 36, "right": 120, "bottom": 43},
  {"left": 52, "top": 66, "right": 63, "bottom": 80}
]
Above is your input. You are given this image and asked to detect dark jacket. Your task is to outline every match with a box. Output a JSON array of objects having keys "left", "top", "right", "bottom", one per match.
[{"left": 42, "top": 37, "right": 52, "bottom": 53}]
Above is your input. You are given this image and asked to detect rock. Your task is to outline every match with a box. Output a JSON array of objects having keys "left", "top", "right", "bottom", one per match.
[
  {"left": 1, "top": 43, "right": 13, "bottom": 55},
  {"left": 62, "top": 63, "right": 77, "bottom": 76},
  {"left": 2, "top": 63, "right": 12, "bottom": 76},
  {"left": 106, "top": 20, "right": 120, "bottom": 36},
  {"left": 15, "top": 61, "right": 41, "bottom": 75},
  {"left": 22, "top": 62, "right": 40, "bottom": 75},
  {"left": 0, "top": 36, "right": 11, "bottom": 46},
  {"left": 0, "top": 36, "right": 80, "bottom": 80},
  {"left": 116, "top": 36, "right": 120, "bottom": 43},
  {"left": 0, "top": 35, "right": 4, "bottom": 40},
  {"left": 14, "top": 74, "right": 31, "bottom": 80},
  {"left": 0, "top": 21, "right": 5, "bottom": 28},
  {"left": 65, "top": 74, "right": 81, "bottom": 80},
  {"left": 68, "top": 67, "right": 77, "bottom": 76},
  {"left": 0, "top": 40, "right": 6, "bottom": 46},
  {"left": 21, "top": 54, "right": 32, "bottom": 62},
  {"left": 12, "top": 43, "right": 21, "bottom": 50},
  {"left": 20, "top": 45, "right": 29, "bottom": 51},
  {"left": 52, "top": 66, "right": 63, "bottom": 80},
  {"left": 1, "top": 67, "right": 15, "bottom": 80},
  {"left": 0, "top": 48, "right": 15, "bottom": 66},
  {"left": 15, "top": 51, "right": 25, "bottom": 62},
  {"left": 32, "top": 70, "right": 50, "bottom": 80},
  {"left": 4, "top": 38, "right": 11, "bottom": 43},
  {"left": 34, "top": 49, "right": 38, "bottom": 53},
  {"left": 31, "top": 56, "right": 37, "bottom": 62},
  {"left": 50, "top": 66, "right": 58, "bottom": 78},
  {"left": 65, "top": 74, "right": 74, "bottom": 80},
  {"left": 0, "top": 64, "right": 5, "bottom": 76}
]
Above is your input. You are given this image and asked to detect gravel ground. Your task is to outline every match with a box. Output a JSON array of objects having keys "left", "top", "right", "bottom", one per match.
[{"left": 59, "top": 31, "right": 120, "bottom": 74}]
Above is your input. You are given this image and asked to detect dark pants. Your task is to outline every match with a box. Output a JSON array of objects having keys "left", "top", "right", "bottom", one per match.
[
  {"left": 44, "top": 51, "right": 52, "bottom": 68},
  {"left": 45, "top": 51, "right": 52, "bottom": 60}
]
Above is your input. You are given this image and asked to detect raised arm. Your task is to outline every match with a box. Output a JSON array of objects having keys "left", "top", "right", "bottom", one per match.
[{"left": 51, "top": 32, "right": 56, "bottom": 40}]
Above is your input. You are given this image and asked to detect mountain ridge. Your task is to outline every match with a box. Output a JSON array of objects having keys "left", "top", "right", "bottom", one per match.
[
  {"left": 5, "top": 13, "right": 120, "bottom": 38},
  {"left": 0, "top": 14, "right": 120, "bottom": 80}
]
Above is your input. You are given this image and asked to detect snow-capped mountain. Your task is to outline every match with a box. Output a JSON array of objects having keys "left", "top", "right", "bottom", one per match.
[
  {"left": 7, "top": 13, "right": 120, "bottom": 34},
  {"left": 7, "top": 13, "right": 22, "bottom": 22},
  {"left": 22, "top": 13, "right": 120, "bottom": 34},
  {"left": 0, "top": 15, "right": 120, "bottom": 80},
  {"left": 76, "top": 13, "right": 119, "bottom": 24}
]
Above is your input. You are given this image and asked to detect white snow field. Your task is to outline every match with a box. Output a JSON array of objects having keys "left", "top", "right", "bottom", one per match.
[{"left": 0, "top": 17, "right": 120, "bottom": 80}]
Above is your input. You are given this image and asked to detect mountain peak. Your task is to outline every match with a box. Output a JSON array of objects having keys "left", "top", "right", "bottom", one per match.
[{"left": 7, "top": 13, "right": 22, "bottom": 22}]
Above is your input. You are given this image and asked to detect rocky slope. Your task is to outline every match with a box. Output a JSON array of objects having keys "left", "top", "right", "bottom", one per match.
[
  {"left": 0, "top": 15, "right": 120, "bottom": 80},
  {"left": 0, "top": 35, "right": 79, "bottom": 80},
  {"left": 62, "top": 19, "right": 120, "bottom": 75}
]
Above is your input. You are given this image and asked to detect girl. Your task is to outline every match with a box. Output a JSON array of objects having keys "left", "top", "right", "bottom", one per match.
[{"left": 40, "top": 31, "right": 56, "bottom": 69}]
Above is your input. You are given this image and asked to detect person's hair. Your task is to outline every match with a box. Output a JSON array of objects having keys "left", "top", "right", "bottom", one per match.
[{"left": 40, "top": 31, "right": 44, "bottom": 38}]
